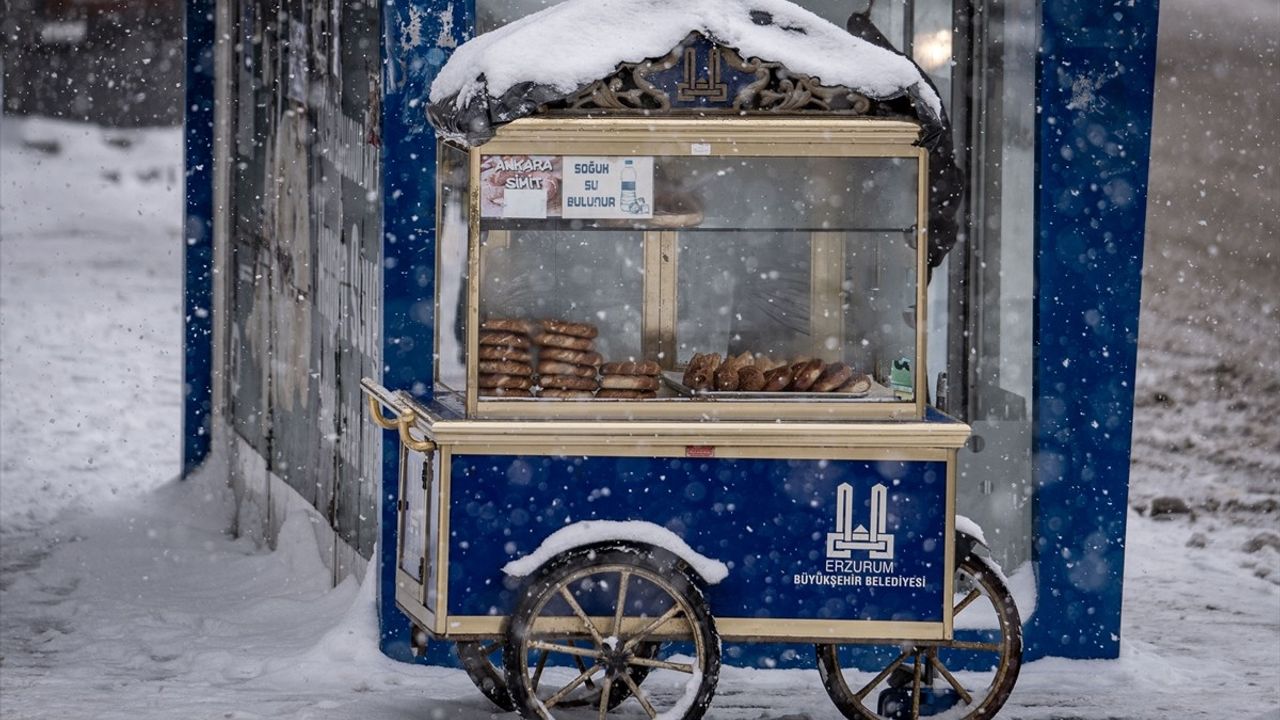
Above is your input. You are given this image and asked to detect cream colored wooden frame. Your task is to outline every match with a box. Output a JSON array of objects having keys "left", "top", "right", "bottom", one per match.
[{"left": 449, "top": 117, "right": 930, "bottom": 421}]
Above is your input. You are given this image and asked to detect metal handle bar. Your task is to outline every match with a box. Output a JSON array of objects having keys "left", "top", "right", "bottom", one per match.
[{"left": 360, "top": 378, "right": 437, "bottom": 454}]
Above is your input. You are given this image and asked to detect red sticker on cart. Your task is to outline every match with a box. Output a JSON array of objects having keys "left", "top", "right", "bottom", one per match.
[{"left": 685, "top": 446, "right": 715, "bottom": 458}]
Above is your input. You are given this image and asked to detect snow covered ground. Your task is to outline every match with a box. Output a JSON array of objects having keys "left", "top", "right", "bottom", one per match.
[{"left": 1, "top": 0, "right": 1276, "bottom": 717}]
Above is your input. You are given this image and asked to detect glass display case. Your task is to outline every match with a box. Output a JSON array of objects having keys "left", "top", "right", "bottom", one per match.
[{"left": 434, "top": 117, "right": 929, "bottom": 421}]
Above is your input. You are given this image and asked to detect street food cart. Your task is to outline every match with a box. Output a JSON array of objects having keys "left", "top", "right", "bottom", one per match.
[{"left": 360, "top": 8, "right": 1023, "bottom": 717}]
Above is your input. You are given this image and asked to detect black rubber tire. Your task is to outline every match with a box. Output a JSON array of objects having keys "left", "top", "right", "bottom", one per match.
[
  {"left": 457, "top": 640, "right": 515, "bottom": 711},
  {"left": 503, "top": 542, "right": 721, "bottom": 720},
  {"left": 815, "top": 551, "right": 1022, "bottom": 720}
]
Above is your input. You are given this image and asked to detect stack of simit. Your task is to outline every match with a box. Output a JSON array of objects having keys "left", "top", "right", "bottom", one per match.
[
  {"left": 477, "top": 318, "right": 536, "bottom": 397},
  {"left": 598, "top": 360, "right": 662, "bottom": 399},
  {"left": 534, "top": 320, "right": 601, "bottom": 399}
]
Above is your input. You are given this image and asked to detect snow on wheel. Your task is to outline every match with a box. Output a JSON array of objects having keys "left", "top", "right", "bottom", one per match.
[
  {"left": 815, "top": 550, "right": 1022, "bottom": 720},
  {"left": 503, "top": 542, "right": 720, "bottom": 720}
]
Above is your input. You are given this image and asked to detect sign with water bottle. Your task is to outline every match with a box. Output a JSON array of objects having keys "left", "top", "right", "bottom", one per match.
[{"left": 562, "top": 156, "right": 654, "bottom": 219}]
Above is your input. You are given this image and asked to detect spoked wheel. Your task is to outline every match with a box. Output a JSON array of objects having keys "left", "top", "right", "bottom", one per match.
[
  {"left": 457, "top": 640, "right": 515, "bottom": 711},
  {"left": 816, "top": 552, "right": 1022, "bottom": 720},
  {"left": 503, "top": 542, "right": 720, "bottom": 720},
  {"left": 459, "top": 638, "right": 661, "bottom": 712}
]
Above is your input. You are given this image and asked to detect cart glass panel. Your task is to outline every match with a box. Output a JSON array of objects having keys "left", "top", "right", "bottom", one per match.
[
  {"left": 435, "top": 142, "right": 470, "bottom": 403},
  {"left": 469, "top": 149, "right": 923, "bottom": 416}
]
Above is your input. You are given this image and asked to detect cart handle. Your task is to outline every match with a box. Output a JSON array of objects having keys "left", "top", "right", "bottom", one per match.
[
  {"left": 361, "top": 380, "right": 437, "bottom": 454},
  {"left": 366, "top": 394, "right": 401, "bottom": 430},
  {"left": 394, "top": 408, "right": 437, "bottom": 454}
]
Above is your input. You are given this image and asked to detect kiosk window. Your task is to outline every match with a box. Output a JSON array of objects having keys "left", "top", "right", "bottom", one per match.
[{"left": 472, "top": 152, "right": 922, "bottom": 404}]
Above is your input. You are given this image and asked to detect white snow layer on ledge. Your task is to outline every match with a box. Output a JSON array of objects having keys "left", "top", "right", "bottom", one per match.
[
  {"left": 955, "top": 514, "right": 988, "bottom": 546},
  {"left": 502, "top": 520, "right": 730, "bottom": 584},
  {"left": 429, "top": 0, "right": 940, "bottom": 116}
]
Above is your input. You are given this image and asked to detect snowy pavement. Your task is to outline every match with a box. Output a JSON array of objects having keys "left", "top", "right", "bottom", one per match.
[
  {"left": 1, "top": 462, "right": 1276, "bottom": 719},
  {"left": 2, "top": 0, "right": 1278, "bottom": 716}
]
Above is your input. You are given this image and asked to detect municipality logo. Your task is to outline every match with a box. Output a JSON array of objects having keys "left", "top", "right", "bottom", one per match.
[{"left": 826, "top": 482, "right": 895, "bottom": 560}]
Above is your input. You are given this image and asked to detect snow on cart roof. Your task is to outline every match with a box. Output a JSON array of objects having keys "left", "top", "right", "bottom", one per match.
[{"left": 428, "top": 0, "right": 943, "bottom": 145}]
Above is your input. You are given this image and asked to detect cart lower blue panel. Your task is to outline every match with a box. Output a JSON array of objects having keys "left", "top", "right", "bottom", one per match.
[{"left": 448, "top": 455, "right": 948, "bottom": 625}]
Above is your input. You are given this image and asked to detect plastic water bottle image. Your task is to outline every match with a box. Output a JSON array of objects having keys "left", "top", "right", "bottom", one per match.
[{"left": 620, "top": 159, "right": 638, "bottom": 213}]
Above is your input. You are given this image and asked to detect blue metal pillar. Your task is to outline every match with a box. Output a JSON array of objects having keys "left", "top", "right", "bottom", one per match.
[
  {"left": 1030, "top": 0, "right": 1161, "bottom": 659},
  {"left": 379, "top": 0, "right": 475, "bottom": 663},
  {"left": 183, "top": 0, "right": 216, "bottom": 477}
]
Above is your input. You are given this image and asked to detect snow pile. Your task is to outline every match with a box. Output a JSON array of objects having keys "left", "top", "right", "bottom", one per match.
[
  {"left": 428, "top": 0, "right": 940, "bottom": 143},
  {"left": 503, "top": 519, "right": 730, "bottom": 583},
  {"left": 255, "top": 546, "right": 423, "bottom": 690}
]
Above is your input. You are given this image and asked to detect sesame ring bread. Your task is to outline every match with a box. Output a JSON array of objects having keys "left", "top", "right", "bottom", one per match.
[
  {"left": 537, "top": 388, "right": 596, "bottom": 399},
  {"left": 685, "top": 370, "right": 712, "bottom": 391},
  {"left": 838, "top": 374, "right": 873, "bottom": 395},
  {"left": 736, "top": 365, "right": 766, "bottom": 392},
  {"left": 480, "top": 317, "right": 535, "bottom": 335},
  {"left": 596, "top": 389, "right": 657, "bottom": 399},
  {"left": 601, "top": 360, "right": 661, "bottom": 376},
  {"left": 755, "top": 357, "right": 785, "bottom": 373},
  {"left": 600, "top": 374, "right": 660, "bottom": 391},
  {"left": 479, "top": 387, "right": 533, "bottom": 398},
  {"left": 763, "top": 366, "right": 793, "bottom": 391},
  {"left": 811, "top": 362, "right": 853, "bottom": 392},
  {"left": 536, "top": 361, "right": 598, "bottom": 378},
  {"left": 788, "top": 359, "right": 825, "bottom": 391},
  {"left": 539, "top": 347, "right": 603, "bottom": 367},
  {"left": 478, "top": 360, "right": 533, "bottom": 376},
  {"left": 713, "top": 351, "right": 753, "bottom": 391},
  {"left": 681, "top": 353, "right": 706, "bottom": 387},
  {"left": 541, "top": 319, "right": 598, "bottom": 339},
  {"left": 479, "top": 331, "right": 530, "bottom": 349},
  {"left": 682, "top": 352, "right": 721, "bottom": 390},
  {"left": 535, "top": 332, "right": 595, "bottom": 352},
  {"left": 478, "top": 346, "right": 532, "bottom": 363},
  {"left": 478, "top": 374, "right": 533, "bottom": 390},
  {"left": 713, "top": 364, "right": 741, "bottom": 391},
  {"left": 540, "top": 374, "right": 599, "bottom": 391}
]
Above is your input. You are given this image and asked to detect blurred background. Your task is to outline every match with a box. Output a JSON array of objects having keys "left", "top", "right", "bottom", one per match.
[{"left": 2, "top": 0, "right": 183, "bottom": 125}]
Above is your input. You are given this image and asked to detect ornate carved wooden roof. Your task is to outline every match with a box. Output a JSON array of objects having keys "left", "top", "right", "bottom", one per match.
[{"left": 428, "top": 32, "right": 942, "bottom": 147}]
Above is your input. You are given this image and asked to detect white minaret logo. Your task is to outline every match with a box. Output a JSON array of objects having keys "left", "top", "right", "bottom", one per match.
[{"left": 826, "top": 482, "right": 895, "bottom": 560}]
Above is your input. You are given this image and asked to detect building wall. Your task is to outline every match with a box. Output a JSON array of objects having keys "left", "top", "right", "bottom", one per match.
[{"left": 197, "top": 0, "right": 385, "bottom": 572}]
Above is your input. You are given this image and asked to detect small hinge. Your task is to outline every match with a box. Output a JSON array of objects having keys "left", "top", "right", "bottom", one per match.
[
  {"left": 397, "top": 498, "right": 408, "bottom": 513},
  {"left": 419, "top": 557, "right": 427, "bottom": 581}
]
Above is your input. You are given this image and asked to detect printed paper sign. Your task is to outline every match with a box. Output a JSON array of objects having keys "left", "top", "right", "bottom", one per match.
[
  {"left": 479, "top": 155, "right": 562, "bottom": 219},
  {"left": 562, "top": 157, "right": 654, "bottom": 219}
]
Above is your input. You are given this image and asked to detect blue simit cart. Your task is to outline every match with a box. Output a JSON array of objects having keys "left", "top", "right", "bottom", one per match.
[{"left": 362, "top": 7, "right": 1022, "bottom": 719}]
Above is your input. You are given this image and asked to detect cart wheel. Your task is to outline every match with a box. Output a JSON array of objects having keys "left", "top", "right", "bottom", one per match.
[
  {"left": 815, "top": 551, "right": 1022, "bottom": 720},
  {"left": 457, "top": 640, "right": 515, "bottom": 711},
  {"left": 503, "top": 542, "right": 720, "bottom": 720},
  {"left": 458, "top": 638, "right": 662, "bottom": 712}
]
